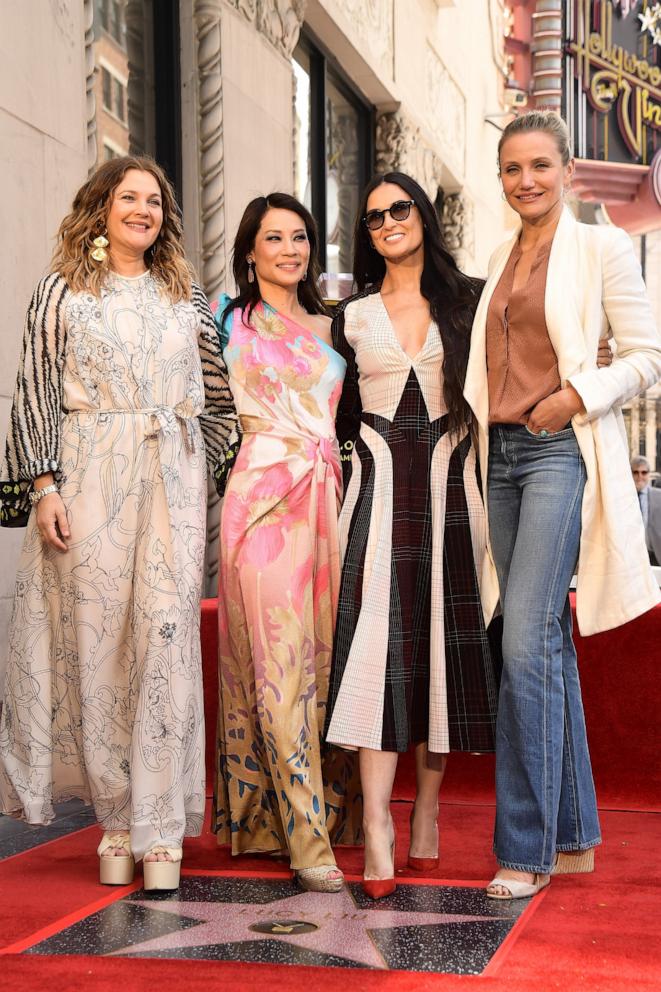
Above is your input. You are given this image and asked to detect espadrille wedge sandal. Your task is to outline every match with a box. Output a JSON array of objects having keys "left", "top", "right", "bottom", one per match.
[
  {"left": 551, "top": 848, "right": 595, "bottom": 875},
  {"left": 294, "top": 865, "right": 344, "bottom": 893}
]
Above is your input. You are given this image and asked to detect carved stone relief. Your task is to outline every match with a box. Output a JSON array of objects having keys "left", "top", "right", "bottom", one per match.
[
  {"left": 375, "top": 110, "right": 444, "bottom": 204},
  {"left": 425, "top": 45, "right": 465, "bottom": 181},
  {"left": 441, "top": 191, "right": 474, "bottom": 263},
  {"left": 326, "top": 0, "right": 394, "bottom": 76},
  {"left": 226, "top": 0, "right": 307, "bottom": 57},
  {"left": 84, "top": 0, "right": 97, "bottom": 172}
]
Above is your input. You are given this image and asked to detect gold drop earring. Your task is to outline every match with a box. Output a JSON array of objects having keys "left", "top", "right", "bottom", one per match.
[{"left": 90, "top": 229, "right": 109, "bottom": 263}]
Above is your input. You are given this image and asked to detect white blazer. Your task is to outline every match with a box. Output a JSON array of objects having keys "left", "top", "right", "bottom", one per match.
[{"left": 464, "top": 207, "right": 661, "bottom": 636}]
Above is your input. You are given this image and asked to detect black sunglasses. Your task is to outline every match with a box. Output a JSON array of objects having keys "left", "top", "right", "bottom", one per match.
[{"left": 363, "top": 199, "right": 415, "bottom": 231}]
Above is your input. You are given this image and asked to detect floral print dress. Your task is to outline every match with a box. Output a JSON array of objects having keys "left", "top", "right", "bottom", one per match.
[
  {"left": 212, "top": 301, "right": 362, "bottom": 870},
  {"left": 0, "top": 272, "right": 238, "bottom": 861}
]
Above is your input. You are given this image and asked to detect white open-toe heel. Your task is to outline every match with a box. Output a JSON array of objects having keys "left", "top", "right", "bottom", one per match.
[
  {"left": 143, "top": 845, "right": 182, "bottom": 891},
  {"left": 98, "top": 831, "right": 135, "bottom": 885},
  {"left": 486, "top": 873, "right": 550, "bottom": 900}
]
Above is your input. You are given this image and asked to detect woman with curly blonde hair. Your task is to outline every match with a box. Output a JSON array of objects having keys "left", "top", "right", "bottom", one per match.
[{"left": 0, "top": 156, "right": 239, "bottom": 890}]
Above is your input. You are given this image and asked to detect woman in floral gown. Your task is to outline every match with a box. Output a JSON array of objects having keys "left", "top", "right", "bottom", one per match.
[
  {"left": 212, "top": 194, "right": 361, "bottom": 892},
  {"left": 0, "top": 157, "right": 238, "bottom": 890}
]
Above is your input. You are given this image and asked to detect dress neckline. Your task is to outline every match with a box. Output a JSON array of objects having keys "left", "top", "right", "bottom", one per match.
[
  {"left": 260, "top": 302, "right": 341, "bottom": 360},
  {"left": 376, "top": 292, "right": 434, "bottom": 363}
]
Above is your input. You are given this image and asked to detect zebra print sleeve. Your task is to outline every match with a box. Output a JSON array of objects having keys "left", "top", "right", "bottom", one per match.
[
  {"left": 191, "top": 282, "right": 241, "bottom": 496},
  {"left": 0, "top": 274, "right": 69, "bottom": 527}
]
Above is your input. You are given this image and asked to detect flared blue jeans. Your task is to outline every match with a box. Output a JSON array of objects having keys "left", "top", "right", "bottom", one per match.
[{"left": 488, "top": 424, "right": 601, "bottom": 873}]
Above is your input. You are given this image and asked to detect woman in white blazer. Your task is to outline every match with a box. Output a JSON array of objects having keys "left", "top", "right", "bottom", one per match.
[{"left": 464, "top": 111, "right": 661, "bottom": 900}]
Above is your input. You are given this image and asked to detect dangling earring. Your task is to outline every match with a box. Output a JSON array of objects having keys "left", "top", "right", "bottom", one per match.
[
  {"left": 501, "top": 189, "right": 507, "bottom": 201},
  {"left": 90, "top": 229, "right": 109, "bottom": 263},
  {"left": 301, "top": 269, "right": 308, "bottom": 282},
  {"left": 247, "top": 260, "right": 255, "bottom": 284}
]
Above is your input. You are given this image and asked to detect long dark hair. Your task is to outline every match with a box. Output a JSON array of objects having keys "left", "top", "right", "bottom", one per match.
[
  {"left": 222, "top": 192, "right": 328, "bottom": 328},
  {"left": 353, "top": 172, "right": 483, "bottom": 436}
]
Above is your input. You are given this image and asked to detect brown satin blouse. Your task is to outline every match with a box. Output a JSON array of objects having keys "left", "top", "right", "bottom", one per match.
[{"left": 486, "top": 239, "right": 561, "bottom": 425}]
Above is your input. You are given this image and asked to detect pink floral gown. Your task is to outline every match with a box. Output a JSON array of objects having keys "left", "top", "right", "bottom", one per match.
[{"left": 212, "top": 301, "right": 361, "bottom": 869}]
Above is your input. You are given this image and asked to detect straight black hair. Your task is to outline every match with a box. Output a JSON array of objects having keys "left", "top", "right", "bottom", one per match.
[
  {"left": 222, "top": 192, "right": 328, "bottom": 329},
  {"left": 353, "top": 172, "right": 483, "bottom": 436}
]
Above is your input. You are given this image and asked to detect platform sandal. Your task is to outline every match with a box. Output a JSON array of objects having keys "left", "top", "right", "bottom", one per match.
[
  {"left": 97, "top": 831, "right": 135, "bottom": 885},
  {"left": 143, "top": 845, "right": 182, "bottom": 891},
  {"left": 551, "top": 848, "right": 595, "bottom": 875},
  {"left": 294, "top": 865, "right": 344, "bottom": 893}
]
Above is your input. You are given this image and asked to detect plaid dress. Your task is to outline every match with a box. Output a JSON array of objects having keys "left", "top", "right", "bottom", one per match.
[{"left": 325, "top": 289, "right": 499, "bottom": 754}]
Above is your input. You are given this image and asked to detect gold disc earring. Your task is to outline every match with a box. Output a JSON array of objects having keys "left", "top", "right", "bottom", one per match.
[{"left": 90, "top": 232, "right": 109, "bottom": 263}]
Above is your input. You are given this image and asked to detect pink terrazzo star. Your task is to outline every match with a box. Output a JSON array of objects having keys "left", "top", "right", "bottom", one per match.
[{"left": 112, "top": 887, "right": 493, "bottom": 969}]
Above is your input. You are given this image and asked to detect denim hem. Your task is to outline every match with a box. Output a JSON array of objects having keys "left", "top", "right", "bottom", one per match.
[
  {"left": 497, "top": 859, "right": 554, "bottom": 873},
  {"left": 555, "top": 838, "right": 601, "bottom": 852}
]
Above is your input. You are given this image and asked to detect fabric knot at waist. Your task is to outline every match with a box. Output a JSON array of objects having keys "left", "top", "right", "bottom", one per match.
[
  {"left": 239, "top": 414, "right": 339, "bottom": 465},
  {"left": 67, "top": 402, "right": 201, "bottom": 452}
]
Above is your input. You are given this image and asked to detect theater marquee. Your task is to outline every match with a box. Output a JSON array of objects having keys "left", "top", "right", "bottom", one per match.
[{"left": 565, "top": 0, "right": 661, "bottom": 162}]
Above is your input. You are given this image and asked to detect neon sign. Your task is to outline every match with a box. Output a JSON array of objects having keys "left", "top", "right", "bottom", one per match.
[{"left": 568, "top": 1, "right": 661, "bottom": 160}]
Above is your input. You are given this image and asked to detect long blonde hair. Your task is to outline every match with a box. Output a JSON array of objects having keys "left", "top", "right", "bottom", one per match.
[{"left": 51, "top": 156, "right": 193, "bottom": 301}]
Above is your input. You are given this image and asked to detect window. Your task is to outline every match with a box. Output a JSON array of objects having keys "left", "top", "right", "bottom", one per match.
[
  {"left": 293, "top": 36, "right": 373, "bottom": 284},
  {"left": 103, "top": 141, "right": 121, "bottom": 161},
  {"left": 101, "top": 66, "right": 126, "bottom": 122},
  {"left": 97, "top": 0, "right": 126, "bottom": 48},
  {"left": 93, "top": 0, "right": 182, "bottom": 197}
]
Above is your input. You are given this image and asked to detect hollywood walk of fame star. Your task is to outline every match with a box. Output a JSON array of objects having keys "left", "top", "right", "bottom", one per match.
[{"left": 111, "top": 886, "right": 495, "bottom": 969}]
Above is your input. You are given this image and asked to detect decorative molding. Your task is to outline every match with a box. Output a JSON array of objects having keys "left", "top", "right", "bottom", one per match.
[
  {"left": 441, "top": 192, "right": 474, "bottom": 265},
  {"left": 226, "top": 0, "right": 307, "bottom": 58},
  {"left": 195, "top": 1, "right": 226, "bottom": 593},
  {"left": 375, "top": 111, "right": 444, "bottom": 203},
  {"left": 425, "top": 45, "right": 465, "bottom": 181},
  {"left": 195, "top": 1, "right": 226, "bottom": 302},
  {"left": 84, "top": 0, "right": 97, "bottom": 172},
  {"left": 326, "top": 0, "right": 394, "bottom": 75}
]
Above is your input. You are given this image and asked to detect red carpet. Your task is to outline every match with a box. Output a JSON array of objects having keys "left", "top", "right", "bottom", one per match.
[
  {"left": 1, "top": 800, "right": 659, "bottom": 990},
  {"left": 202, "top": 597, "right": 661, "bottom": 813},
  {"left": 0, "top": 599, "right": 657, "bottom": 989}
]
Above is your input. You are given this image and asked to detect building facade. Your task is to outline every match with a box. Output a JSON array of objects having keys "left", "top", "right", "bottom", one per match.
[{"left": 0, "top": 0, "right": 512, "bottom": 687}]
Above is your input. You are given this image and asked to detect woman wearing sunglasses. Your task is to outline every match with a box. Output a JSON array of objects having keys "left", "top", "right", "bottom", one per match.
[{"left": 324, "top": 172, "right": 500, "bottom": 899}]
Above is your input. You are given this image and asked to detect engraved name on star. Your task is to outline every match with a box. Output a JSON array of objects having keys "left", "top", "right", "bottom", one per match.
[{"left": 111, "top": 886, "right": 494, "bottom": 969}]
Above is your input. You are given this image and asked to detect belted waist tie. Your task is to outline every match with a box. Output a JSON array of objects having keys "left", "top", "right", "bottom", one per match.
[{"left": 65, "top": 404, "right": 201, "bottom": 453}]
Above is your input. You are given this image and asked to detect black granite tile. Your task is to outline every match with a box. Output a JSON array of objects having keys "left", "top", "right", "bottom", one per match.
[
  {"left": 0, "top": 801, "right": 96, "bottom": 861},
  {"left": 24, "top": 874, "right": 535, "bottom": 974}
]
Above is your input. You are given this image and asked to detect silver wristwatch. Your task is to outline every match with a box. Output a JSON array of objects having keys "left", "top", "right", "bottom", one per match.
[{"left": 29, "top": 484, "right": 59, "bottom": 505}]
